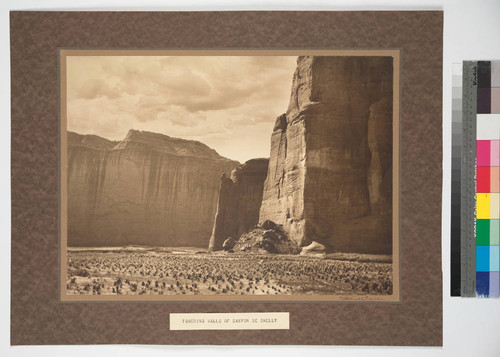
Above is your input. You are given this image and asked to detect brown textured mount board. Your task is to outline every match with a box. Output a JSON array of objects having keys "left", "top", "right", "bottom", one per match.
[{"left": 10, "top": 11, "right": 443, "bottom": 345}]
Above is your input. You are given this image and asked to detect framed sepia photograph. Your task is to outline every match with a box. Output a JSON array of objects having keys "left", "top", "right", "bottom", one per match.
[
  {"left": 60, "top": 50, "right": 400, "bottom": 302},
  {"left": 11, "top": 11, "right": 443, "bottom": 346}
]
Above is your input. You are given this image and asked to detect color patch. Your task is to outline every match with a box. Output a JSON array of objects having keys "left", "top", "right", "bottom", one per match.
[
  {"left": 477, "top": 219, "right": 490, "bottom": 245},
  {"left": 476, "top": 272, "right": 490, "bottom": 297},
  {"left": 491, "top": 193, "right": 500, "bottom": 219},
  {"left": 490, "top": 246, "right": 500, "bottom": 271},
  {"left": 490, "top": 220, "right": 500, "bottom": 245},
  {"left": 478, "top": 88, "right": 491, "bottom": 114},
  {"left": 477, "top": 114, "right": 500, "bottom": 139},
  {"left": 477, "top": 246, "right": 491, "bottom": 272},
  {"left": 478, "top": 61, "right": 491, "bottom": 88},
  {"left": 490, "top": 167, "right": 500, "bottom": 192},
  {"left": 489, "top": 272, "right": 499, "bottom": 298},
  {"left": 492, "top": 60, "right": 500, "bottom": 87},
  {"left": 491, "top": 141, "right": 500, "bottom": 166},
  {"left": 476, "top": 245, "right": 490, "bottom": 272},
  {"left": 477, "top": 140, "right": 491, "bottom": 166},
  {"left": 477, "top": 166, "right": 490, "bottom": 192},
  {"left": 492, "top": 88, "right": 500, "bottom": 113},
  {"left": 477, "top": 193, "right": 491, "bottom": 219}
]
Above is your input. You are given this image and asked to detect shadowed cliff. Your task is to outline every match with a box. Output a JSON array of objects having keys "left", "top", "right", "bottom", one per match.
[{"left": 209, "top": 158, "right": 269, "bottom": 251}]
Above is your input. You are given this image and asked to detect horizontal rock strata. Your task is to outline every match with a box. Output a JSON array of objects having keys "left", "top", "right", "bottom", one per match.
[{"left": 67, "top": 130, "right": 238, "bottom": 247}]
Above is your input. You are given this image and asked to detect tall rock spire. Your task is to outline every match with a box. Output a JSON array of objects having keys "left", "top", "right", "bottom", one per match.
[{"left": 259, "top": 56, "right": 393, "bottom": 254}]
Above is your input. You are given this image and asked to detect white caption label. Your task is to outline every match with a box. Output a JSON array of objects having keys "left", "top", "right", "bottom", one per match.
[{"left": 170, "top": 312, "right": 290, "bottom": 330}]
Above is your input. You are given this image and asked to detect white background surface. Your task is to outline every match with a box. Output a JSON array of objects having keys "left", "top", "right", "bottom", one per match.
[{"left": 2, "top": 0, "right": 500, "bottom": 356}]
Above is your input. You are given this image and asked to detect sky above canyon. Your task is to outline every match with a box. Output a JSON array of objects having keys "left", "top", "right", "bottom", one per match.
[{"left": 66, "top": 55, "right": 298, "bottom": 163}]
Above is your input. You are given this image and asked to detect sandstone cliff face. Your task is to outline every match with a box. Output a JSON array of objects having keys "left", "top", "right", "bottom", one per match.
[
  {"left": 209, "top": 158, "right": 269, "bottom": 251},
  {"left": 67, "top": 130, "right": 238, "bottom": 247},
  {"left": 259, "top": 56, "right": 393, "bottom": 254}
]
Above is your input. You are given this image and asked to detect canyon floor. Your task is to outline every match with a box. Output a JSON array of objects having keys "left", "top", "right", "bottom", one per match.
[{"left": 66, "top": 247, "right": 393, "bottom": 296}]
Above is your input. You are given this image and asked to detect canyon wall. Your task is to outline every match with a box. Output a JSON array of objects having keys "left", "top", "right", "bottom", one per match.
[
  {"left": 259, "top": 56, "right": 393, "bottom": 254},
  {"left": 67, "top": 130, "right": 238, "bottom": 247},
  {"left": 209, "top": 158, "right": 269, "bottom": 251}
]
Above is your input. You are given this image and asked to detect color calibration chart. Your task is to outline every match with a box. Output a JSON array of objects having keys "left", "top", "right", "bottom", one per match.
[{"left": 451, "top": 60, "right": 500, "bottom": 297}]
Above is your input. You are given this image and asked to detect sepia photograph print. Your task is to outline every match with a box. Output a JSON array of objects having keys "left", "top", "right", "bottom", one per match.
[{"left": 60, "top": 49, "right": 399, "bottom": 302}]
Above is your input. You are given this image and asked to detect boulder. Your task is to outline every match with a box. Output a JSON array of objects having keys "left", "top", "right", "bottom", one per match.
[
  {"left": 300, "top": 241, "right": 328, "bottom": 255},
  {"left": 233, "top": 222, "right": 301, "bottom": 255},
  {"left": 261, "top": 219, "right": 279, "bottom": 231},
  {"left": 222, "top": 237, "right": 236, "bottom": 251}
]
